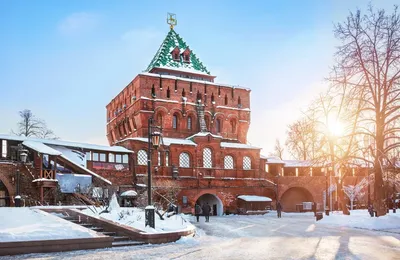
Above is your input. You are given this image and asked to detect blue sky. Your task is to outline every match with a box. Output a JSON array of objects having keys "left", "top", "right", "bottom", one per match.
[{"left": 0, "top": 0, "right": 398, "bottom": 156}]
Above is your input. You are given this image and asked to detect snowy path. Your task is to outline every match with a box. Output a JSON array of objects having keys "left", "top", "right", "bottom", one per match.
[{"left": 3, "top": 213, "right": 400, "bottom": 260}]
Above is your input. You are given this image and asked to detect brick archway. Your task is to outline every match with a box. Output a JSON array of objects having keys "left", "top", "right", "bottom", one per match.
[
  {"left": 277, "top": 176, "right": 326, "bottom": 208},
  {"left": 280, "top": 186, "right": 314, "bottom": 212},
  {"left": 0, "top": 172, "right": 15, "bottom": 206},
  {"left": 193, "top": 190, "right": 224, "bottom": 216}
]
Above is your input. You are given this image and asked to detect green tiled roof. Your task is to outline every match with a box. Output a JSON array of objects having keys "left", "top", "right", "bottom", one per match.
[{"left": 145, "top": 29, "right": 211, "bottom": 75}]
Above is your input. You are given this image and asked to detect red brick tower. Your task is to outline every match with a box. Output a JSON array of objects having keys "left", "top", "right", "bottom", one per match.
[
  {"left": 106, "top": 19, "right": 274, "bottom": 215},
  {"left": 106, "top": 27, "right": 251, "bottom": 144}
]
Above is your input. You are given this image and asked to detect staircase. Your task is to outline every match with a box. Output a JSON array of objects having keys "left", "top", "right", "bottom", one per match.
[
  {"left": 59, "top": 214, "right": 146, "bottom": 247},
  {"left": 24, "top": 164, "right": 35, "bottom": 179},
  {"left": 196, "top": 103, "right": 207, "bottom": 132},
  {"left": 72, "top": 193, "right": 97, "bottom": 206}
]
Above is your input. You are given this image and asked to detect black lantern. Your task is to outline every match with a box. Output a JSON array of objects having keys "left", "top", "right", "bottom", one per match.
[
  {"left": 152, "top": 131, "right": 162, "bottom": 148},
  {"left": 19, "top": 149, "right": 28, "bottom": 163}
]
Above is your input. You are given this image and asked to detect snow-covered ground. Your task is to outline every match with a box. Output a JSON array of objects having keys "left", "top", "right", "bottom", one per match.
[
  {"left": 317, "top": 209, "right": 400, "bottom": 231},
  {"left": 4, "top": 211, "right": 400, "bottom": 260},
  {"left": 80, "top": 194, "right": 194, "bottom": 234},
  {"left": 0, "top": 208, "right": 99, "bottom": 242}
]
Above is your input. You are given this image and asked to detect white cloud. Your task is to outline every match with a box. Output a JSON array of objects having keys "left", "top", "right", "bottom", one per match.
[{"left": 58, "top": 12, "right": 100, "bottom": 35}]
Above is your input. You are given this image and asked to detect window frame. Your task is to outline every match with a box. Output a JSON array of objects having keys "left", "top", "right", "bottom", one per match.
[
  {"left": 224, "top": 155, "right": 234, "bottom": 169},
  {"left": 203, "top": 148, "right": 213, "bottom": 168},
  {"left": 137, "top": 150, "right": 147, "bottom": 166},
  {"left": 243, "top": 156, "right": 252, "bottom": 170},
  {"left": 179, "top": 152, "right": 191, "bottom": 168}
]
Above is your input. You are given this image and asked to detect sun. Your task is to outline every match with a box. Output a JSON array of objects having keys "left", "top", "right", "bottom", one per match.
[{"left": 327, "top": 116, "right": 345, "bottom": 137}]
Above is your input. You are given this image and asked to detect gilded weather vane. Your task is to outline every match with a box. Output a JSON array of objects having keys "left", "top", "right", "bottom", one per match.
[{"left": 167, "top": 13, "right": 177, "bottom": 29}]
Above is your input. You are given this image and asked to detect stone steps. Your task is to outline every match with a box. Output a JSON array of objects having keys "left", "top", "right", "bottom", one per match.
[
  {"left": 111, "top": 240, "right": 147, "bottom": 247},
  {"left": 54, "top": 212, "right": 145, "bottom": 248}
]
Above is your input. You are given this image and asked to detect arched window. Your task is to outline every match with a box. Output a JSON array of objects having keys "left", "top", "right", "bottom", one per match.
[
  {"left": 187, "top": 116, "right": 192, "bottom": 130},
  {"left": 151, "top": 84, "right": 155, "bottom": 98},
  {"left": 224, "top": 155, "right": 234, "bottom": 169},
  {"left": 203, "top": 148, "right": 212, "bottom": 168},
  {"left": 157, "top": 113, "right": 163, "bottom": 127},
  {"left": 137, "top": 150, "right": 147, "bottom": 166},
  {"left": 179, "top": 152, "right": 190, "bottom": 168},
  {"left": 165, "top": 151, "right": 169, "bottom": 166},
  {"left": 243, "top": 156, "right": 251, "bottom": 170},
  {"left": 224, "top": 94, "right": 228, "bottom": 105},
  {"left": 216, "top": 119, "right": 222, "bottom": 133},
  {"left": 173, "top": 114, "right": 178, "bottom": 129},
  {"left": 230, "top": 119, "right": 236, "bottom": 133}
]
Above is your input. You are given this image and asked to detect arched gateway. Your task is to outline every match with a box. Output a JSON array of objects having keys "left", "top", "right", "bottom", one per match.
[
  {"left": 280, "top": 187, "right": 314, "bottom": 212},
  {"left": 0, "top": 180, "right": 11, "bottom": 207},
  {"left": 196, "top": 193, "right": 224, "bottom": 216}
]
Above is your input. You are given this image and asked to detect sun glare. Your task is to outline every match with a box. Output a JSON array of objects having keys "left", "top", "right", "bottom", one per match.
[{"left": 327, "top": 117, "right": 345, "bottom": 137}]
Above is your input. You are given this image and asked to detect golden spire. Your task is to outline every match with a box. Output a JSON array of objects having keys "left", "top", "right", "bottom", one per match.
[{"left": 167, "top": 13, "right": 177, "bottom": 29}]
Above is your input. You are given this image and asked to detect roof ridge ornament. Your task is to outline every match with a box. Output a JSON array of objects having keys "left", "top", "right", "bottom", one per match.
[{"left": 167, "top": 13, "right": 177, "bottom": 30}]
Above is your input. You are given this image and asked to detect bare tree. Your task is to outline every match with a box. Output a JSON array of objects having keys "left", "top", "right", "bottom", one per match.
[
  {"left": 269, "top": 139, "right": 285, "bottom": 160},
  {"left": 12, "top": 109, "right": 58, "bottom": 139},
  {"left": 330, "top": 5, "right": 400, "bottom": 216},
  {"left": 285, "top": 117, "right": 317, "bottom": 160}
]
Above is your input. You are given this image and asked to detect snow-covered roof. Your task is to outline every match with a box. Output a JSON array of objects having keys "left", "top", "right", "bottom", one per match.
[
  {"left": 32, "top": 178, "right": 58, "bottom": 183},
  {"left": 265, "top": 156, "right": 285, "bottom": 164},
  {"left": 0, "top": 134, "right": 131, "bottom": 153},
  {"left": 216, "top": 105, "right": 251, "bottom": 111},
  {"left": 139, "top": 72, "right": 250, "bottom": 91},
  {"left": 145, "top": 29, "right": 211, "bottom": 75},
  {"left": 283, "top": 160, "right": 313, "bottom": 167},
  {"left": 118, "top": 137, "right": 196, "bottom": 146},
  {"left": 260, "top": 154, "right": 268, "bottom": 160},
  {"left": 60, "top": 154, "right": 112, "bottom": 185},
  {"left": 49, "top": 145, "right": 86, "bottom": 168},
  {"left": 187, "top": 132, "right": 223, "bottom": 140},
  {"left": 157, "top": 65, "right": 212, "bottom": 77},
  {"left": 237, "top": 195, "right": 272, "bottom": 202},
  {"left": 120, "top": 190, "right": 138, "bottom": 197},
  {"left": 22, "top": 141, "right": 62, "bottom": 156},
  {"left": 220, "top": 142, "right": 261, "bottom": 150}
]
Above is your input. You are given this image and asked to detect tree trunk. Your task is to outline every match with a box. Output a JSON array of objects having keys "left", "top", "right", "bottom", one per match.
[
  {"left": 336, "top": 179, "right": 350, "bottom": 215},
  {"left": 374, "top": 117, "right": 386, "bottom": 216}
]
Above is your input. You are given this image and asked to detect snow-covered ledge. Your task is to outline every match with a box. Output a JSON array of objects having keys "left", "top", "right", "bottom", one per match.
[{"left": 32, "top": 178, "right": 58, "bottom": 183}]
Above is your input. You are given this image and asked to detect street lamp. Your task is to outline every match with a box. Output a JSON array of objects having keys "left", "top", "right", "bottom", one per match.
[
  {"left": 15, "top": 145, "right": 28, "bottom": 207},
  {"left": 325, "top": 168, "right": 330, "bottom": 216},
  {"left": 367, "top": 168, "right": 371, "bottom": 209},
  {"left": 145, "top": 117, "right": 163, "bottom": 228},
  {"left": 276, "top": 173, "right": 280, "bottom": 202}
]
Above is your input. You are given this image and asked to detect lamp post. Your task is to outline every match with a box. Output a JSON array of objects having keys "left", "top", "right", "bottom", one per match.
[
  {"left": 325, "top": 168, "right": 330, "bottom": 216},
  {"left": 145, "top": 117, "right": 162, "bottom": 229},
  {"left": 15, "top": 146, "right": 28, "bottom": 207},
  {"left": 276, "top": 173, "right": 280, "bottom": 202}
]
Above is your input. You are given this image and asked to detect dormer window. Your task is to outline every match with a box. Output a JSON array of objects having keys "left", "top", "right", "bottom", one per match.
[
  {"left": 183, "top": 53, "right": 190, "bottom": 62},
  {"left": 182, "top": 48, "right": 191, "bottom": 63},
  {"left": 171, "top": 46, "right": 180, "bottom": 61}
]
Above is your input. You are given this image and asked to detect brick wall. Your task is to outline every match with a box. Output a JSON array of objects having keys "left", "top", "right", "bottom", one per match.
[
  {"left": 0, "top": 162, "right": 39, "bottom": 206},
  {"left": 106, "top": 74, "right": 251, "bottom": 144}
]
